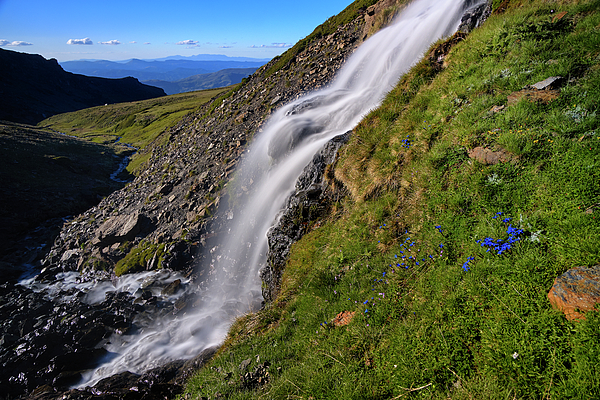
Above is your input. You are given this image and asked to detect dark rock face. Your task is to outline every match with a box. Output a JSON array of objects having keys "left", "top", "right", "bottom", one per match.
[
  {"left": 262, "top": 132, "right": 350, "bottom": 302},
  {"left": 548, "top": 265, "right": 600, "bottom": 321},
  {"left": 458, "top": 1, "right": 492, "bottom": 34},
  {"left": 0, "top": 48, "right": 166, "bottom": 125}
]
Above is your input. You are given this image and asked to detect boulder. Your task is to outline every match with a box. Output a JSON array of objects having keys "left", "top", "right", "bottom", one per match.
[
  {"left": 467, "top": 146, "right": 516, "bottom": 165},
  {"left": 92, "top": 211, "right": 148, "bottom": 247},
  {"left": 548, "top": 265, "right": 600, "bottom": 321}
]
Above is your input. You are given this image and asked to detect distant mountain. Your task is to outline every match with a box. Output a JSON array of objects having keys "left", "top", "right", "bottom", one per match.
[
  {"left": 143, "top": 67, "right": 258, "bottom": 95},
  {"left": 0, "top": 48, "right": 166, "bottom": 125},
  {"left": 151, "top": 54, "right": 271, "bottom": 62},
  {"left": 60, "top": 57, "right": 269, "bottom": 82}
]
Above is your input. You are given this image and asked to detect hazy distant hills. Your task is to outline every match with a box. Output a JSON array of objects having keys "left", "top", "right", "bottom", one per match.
[
  {"left": 0, "top": 48, "right": 166, "bottom": 125},
  {"left": 144, "top": 67, "right": 258, "bottom": 95},
  {"left": 60, "top": 55, "right": 269, "bottom": 93}
]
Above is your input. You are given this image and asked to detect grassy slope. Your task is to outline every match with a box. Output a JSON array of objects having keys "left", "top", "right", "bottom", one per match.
[
  {"left": 184, "top": 0, "right": 600, "bottom": 399},
  {"left": 38, "top": 88, "right": 227, "bottom": 174}
]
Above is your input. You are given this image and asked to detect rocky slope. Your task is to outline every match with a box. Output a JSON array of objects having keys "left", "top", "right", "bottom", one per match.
[
  {"left": 42, "top": 1, "right": 390, "bottom": 283},
  {"left": 0, "top": 48, "right": 166, "bottom": 125},
  {"left": 0, "top": 122, "right": 131, "bottom": 268}
]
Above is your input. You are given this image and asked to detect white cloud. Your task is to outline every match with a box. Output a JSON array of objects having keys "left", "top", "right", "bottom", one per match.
[
  {"left": 67, "top": 37, "right": 93, "bottom": 45},
  {"left": 219, "top": 45, "right": 233, "bottom": 48},
  {"left": 129, "top": 41, "right": 137, "bottom": 44},
  {"left": 144, "top": 42, "right": 151, "bottom": 45},
  {"left": 99, "top": 40, "right": 121, "bottom": 45},
  {"left": 176, "top": 39, "right": 198, "bottom": 46},
  {"left": 0, "top": 40, "right": 33, "bottom": 46},
  {"left": 250, "top": 43, "right": 293, "bottom": 49}
]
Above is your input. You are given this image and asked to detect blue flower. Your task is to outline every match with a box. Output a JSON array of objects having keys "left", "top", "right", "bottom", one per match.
[{"left": 462, "top": 256, "right": 475, "bottom": 271}]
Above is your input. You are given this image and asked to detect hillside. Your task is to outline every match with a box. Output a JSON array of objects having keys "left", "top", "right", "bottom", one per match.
[
  {"left": 39, "top": 87, "right": 229, "bottom": 175},
  {"left": 2, "top": 0, "right": 599, "bottom": 399},
  {"left": 0, "top": 48, "right": 166, "bottom": 125},
  {"left": 0, "top": 122, "right": 130, "bottom": 264}
]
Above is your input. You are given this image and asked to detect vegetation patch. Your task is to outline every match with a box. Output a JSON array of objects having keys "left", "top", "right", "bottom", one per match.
[
  {"left": 38, "top": 88, "right": 227, "bottom": 174},
  {"left": 114, "top": 240, "right": 167, "bottom": 276},
  {"left": 183, "top": 0, "right": 600, "bottom": 399}
]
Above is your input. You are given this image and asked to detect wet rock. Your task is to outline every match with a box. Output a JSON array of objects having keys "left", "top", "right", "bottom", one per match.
[
  {"left": 458, "top": 1, "right": 492, "bottom": 33},
  {"left": 161, "top": 278, "right": 182, "bottom": 296},
  {"left": 548, "top": 265, "right": 600, "bottom": 321},
  {"left": 262, "top": 132, "right": 350, "bottom": 302}
]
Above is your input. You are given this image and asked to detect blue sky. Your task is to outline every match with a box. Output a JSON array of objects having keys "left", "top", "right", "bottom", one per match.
[{"left": 0, "top": 0, "right": 352, "bottom": 61}]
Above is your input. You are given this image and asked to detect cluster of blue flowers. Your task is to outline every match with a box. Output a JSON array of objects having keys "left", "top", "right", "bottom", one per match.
[
  {"left": 401, "top": 135, "right": 411, "bottom": 149},
  {"left": 476, "top": 213, "right": 523, "bottom": 255}
]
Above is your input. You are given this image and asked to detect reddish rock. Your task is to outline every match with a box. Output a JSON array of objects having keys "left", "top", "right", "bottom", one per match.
[
  {"left": 548, "top": 265, "right": 600, "bottom": 321},
  {"left": 332, "top": 311, "right": 355, "bottom": 327},
  {"left": 467, "top": 146, "right": 515, "bottom": 165}
]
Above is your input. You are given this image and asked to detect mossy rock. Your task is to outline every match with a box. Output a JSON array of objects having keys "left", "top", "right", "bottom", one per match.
[{"left": 114, "top": 241, "right": 167, "bottom": 276}]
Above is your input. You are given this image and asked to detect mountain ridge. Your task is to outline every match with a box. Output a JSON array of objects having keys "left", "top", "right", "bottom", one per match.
[
  {"left": 0, "top": 48, "right": 166, "bottom": 125},
  {"left": 142, "top": 67, "right": 258, "bottom": 95},
  {"left": 60, "top": 58, "right": 269, "bottom": 82}
]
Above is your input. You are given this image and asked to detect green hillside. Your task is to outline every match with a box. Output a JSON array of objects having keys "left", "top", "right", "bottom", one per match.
[
  {"left": 38, "top": 87, "right": 227, "bottom": 174},
  {"left": 183, "top": 0, "right": 600, "bottom": 399}
]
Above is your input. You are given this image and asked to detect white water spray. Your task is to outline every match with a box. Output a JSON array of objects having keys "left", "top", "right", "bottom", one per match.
[{"left": 79, "top": 0, "right": 482, "bottom": 387}]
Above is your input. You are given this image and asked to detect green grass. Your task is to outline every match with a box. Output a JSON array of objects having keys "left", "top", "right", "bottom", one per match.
[
  {"left": 183, "top": 1, "right": 600, "bottom": 398},
  {"left": 38, "top": 88, "right": 228, "bottom": 174}
]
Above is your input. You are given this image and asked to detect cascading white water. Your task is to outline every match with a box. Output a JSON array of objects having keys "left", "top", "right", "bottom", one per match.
[{"left": 78, "top": 0, "right": 483, "bottom": 387}]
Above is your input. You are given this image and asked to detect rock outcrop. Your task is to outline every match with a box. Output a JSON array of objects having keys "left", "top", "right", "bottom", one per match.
[{"left": 548, "top": 265, "right": 600, "bottom": 321}]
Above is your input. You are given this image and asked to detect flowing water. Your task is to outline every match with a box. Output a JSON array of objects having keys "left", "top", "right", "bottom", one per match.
[{"left": 71, "top": 0, "right": 483, "bottom": 387}]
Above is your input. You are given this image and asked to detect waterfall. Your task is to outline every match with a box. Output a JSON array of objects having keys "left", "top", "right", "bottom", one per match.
[{"left": 78, "top": 0, "right": 483, "bottom": 387}]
